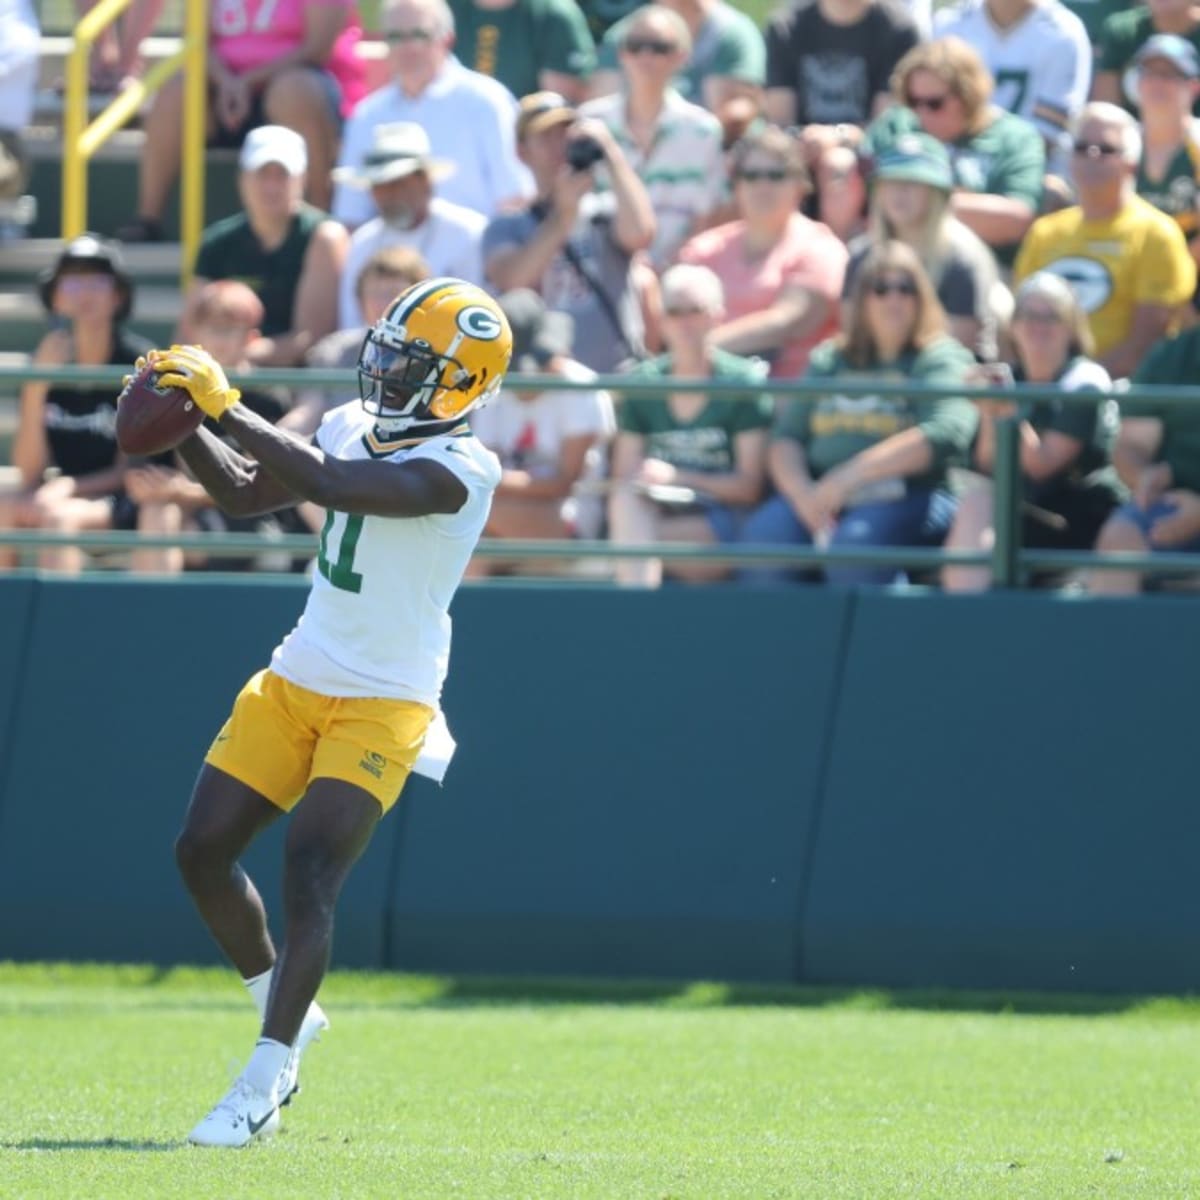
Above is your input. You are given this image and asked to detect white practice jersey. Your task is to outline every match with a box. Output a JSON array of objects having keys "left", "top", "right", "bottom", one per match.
[
  {"left": 271, "top": 402, "right": 501, "bottom": 707},
  {"left": 935, "top": 0, "right": 1092, "bottom": 168}
]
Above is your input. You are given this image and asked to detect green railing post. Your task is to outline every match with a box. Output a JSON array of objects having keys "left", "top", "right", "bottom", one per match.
[{"left": 991, "top": 415, "right": 1021, "bottom": 589}]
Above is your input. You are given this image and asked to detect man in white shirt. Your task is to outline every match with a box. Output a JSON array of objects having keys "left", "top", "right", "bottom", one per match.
[
  {"left": 935, "top": 0, "right": 1093, "bottom": 173},
  {"left": 334, "top": 122, "right": 487, "bottom": 328},
  {"left": 333, "top": 0, "right": 531, "bottom": 226}
]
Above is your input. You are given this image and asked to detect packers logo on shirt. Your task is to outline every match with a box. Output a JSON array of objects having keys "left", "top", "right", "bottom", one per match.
[
  {"left": 456, "top": 305, "right": 503, "bottom": 340},
  {"left": 1039, "top": 256, "right": 1113, "bottom": 314}
]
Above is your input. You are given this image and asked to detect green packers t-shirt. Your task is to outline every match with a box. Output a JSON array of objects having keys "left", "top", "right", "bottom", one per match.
[
  {"left": 1122, "top": 327, "right": 1200, "bottom": 490},
  {"left": 1013, "top": 356, "right": 1124, "bottom": 506},
  {"left": 618, "top": 349, "right": 772, "bottom": 473},
  {"left": 193, "top": 204, "right": 326, "bottom": 337},
  {"left": 774, "top": 335, "right": 977, "bottom": 492},
  {"left": 1137, "top": 139, "right": 1200, "bottom": 238},
  {"left": 450, "top": 0, "right": 596, "bottom": 99}
]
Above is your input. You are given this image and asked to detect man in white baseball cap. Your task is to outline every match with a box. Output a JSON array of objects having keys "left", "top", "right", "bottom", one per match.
[{"left": 334, "top": 122, "right": 488, "bottom": 329}]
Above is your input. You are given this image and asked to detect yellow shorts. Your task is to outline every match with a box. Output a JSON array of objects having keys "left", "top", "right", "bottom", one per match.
[{"left": 205, "top": 668, "right": 434, "bottom": 814}]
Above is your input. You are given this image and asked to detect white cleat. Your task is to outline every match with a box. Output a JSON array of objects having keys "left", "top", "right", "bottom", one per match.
[
  {"left": 188, "top": 1076, "right": 280, "bottom": 1148},
  {"left": 277, "top": 1000, "right": 331, "bottom": 1108}
]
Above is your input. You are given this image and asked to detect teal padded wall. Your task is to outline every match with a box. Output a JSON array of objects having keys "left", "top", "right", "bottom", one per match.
[
  {"left": 387, "top": 588, "right": 850, "bottom": 981},
  {"left": 0, "top": 577, "right": 37, "bottom": 828},
  {"left": 0, "top": 577, "right": 395, "bottom": 968},
  {"left": 3, "top": 576, "right": 1200, "bottom": 995},
  {"left": 803, "top": 591, "right": 1200, "bottom": 993}
]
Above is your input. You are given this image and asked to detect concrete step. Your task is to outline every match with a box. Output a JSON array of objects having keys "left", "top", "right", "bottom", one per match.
[
  {"left": 24, "top": 128, "right": 242, "bottom": 241},
  {"left": 0, "top": 238, "right": 182, "bottom": 283},
  {"left": 0, "top": 287, "right": 181, "bottom": 354}
]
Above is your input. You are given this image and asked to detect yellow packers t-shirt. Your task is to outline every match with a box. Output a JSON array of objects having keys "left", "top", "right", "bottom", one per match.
[{"left": 1013, "top": 194, "right": 1196, "bottom": 355}]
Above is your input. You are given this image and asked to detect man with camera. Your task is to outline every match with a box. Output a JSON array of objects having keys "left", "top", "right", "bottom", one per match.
[{"left": 483, "top": 91, "right": 657, "bottom": 373}]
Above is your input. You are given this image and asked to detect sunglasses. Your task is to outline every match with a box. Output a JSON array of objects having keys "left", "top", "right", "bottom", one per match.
[
  {"left": 869, "top": 277, "right": 918, "bottom": 297},
  {"left": 664, "top": 304, "right": 708, "bottom": 317},
  {"left": 624, "top": 37, "right": 676, "bottom": 55},
  {"left": 57, "top": 273, "right": 115, "bottom": 291},
  {"left": 385, "top": 27, "right": 434, "bottom": 43},
  {"left": 736, "top": 167, "right": 791, "bottom": 183},
  {"left": 1072, "top": 140, "right": 1122, "bottom": 158},
  {"left": 1013, "top": 307, "right": 1063, "bottom": 325},
  {"left": 908, "top": 93, "right": 949, "bottom": 113}
]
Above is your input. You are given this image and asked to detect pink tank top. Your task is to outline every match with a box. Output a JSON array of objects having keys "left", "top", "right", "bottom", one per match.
[{"left": 211, "top": 0, "right": 366, "bottom": 115}]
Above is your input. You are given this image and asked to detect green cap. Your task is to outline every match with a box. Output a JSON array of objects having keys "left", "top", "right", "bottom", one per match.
[{"left": 872, "top": 132, "right": 953, "bottom": 191}]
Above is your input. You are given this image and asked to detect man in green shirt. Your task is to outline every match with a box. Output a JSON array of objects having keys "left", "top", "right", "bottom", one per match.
[
  {"left": 449, "top": 0, "right": 596, "bottom": 103},
  {"left": 1090, "top": 323, "right": 1200, "bottom": 592}
]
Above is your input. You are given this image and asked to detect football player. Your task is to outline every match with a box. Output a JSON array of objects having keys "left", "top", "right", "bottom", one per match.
[{"left": 142, "top": 278, "right": 511, "bottom": 1146}]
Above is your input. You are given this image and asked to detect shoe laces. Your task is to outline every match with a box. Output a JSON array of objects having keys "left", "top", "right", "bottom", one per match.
[{"left": 212, "top": 1077, "right": 266, "bottom": 1123}]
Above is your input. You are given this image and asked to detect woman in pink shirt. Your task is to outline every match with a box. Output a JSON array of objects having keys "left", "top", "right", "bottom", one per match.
[
  {"left": 678, "top": 126, "right": 848, "bottom": 380},
  {"left": 118, "top": 0, "right": 365, "bottom": 239}
]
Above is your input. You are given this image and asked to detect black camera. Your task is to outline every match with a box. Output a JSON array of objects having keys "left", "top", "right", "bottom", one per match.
[{"left": 566, "top": 135, "right": 605, "bottom": 173}]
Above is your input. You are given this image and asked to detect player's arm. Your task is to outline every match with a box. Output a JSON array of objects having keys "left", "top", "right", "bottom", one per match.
[
  {"left": 176, "top": 425, "right": 301, "bottom": 518},
  {"left": 218, "top": 405, "right": 468, "bottom": 517},
  {"left": 157, "top": 345, "right": 470, "bottom": 518}
]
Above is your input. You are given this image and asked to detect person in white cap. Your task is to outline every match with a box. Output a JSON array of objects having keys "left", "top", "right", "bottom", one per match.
[
  {"left": 333, "top": 0, "right": 530, "bottom": 225},
  {"left": 334, "top": 122, "right": 487, "bottom": 328},
  {"left": 179, "top": 125, "right": 348, "bottom": 367}
]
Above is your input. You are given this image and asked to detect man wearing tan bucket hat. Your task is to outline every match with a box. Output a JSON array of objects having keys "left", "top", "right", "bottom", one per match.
[{"left": 334, "top": 122, "right": 487, "bottom": 328}]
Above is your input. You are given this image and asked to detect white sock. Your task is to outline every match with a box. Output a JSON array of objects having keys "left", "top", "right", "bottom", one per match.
[
  {"left": 243, "top": 1037, "right": 291, "bottom": 1099},
  {"left": 243, "top": 967, "right": 273, "bottom": 1021}
]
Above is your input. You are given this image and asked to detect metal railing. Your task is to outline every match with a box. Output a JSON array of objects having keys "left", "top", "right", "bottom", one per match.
[
  {"left": 62, "top": 0, "right": 207, "bottom": 284},
  {"left": 0, "top": 364, "right": 1196, "bottom": 588}
]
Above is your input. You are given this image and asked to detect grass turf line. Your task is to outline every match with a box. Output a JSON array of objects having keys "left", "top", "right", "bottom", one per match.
[{"left": 0, "top": 963, "right": 1198, "bottom": 1199}]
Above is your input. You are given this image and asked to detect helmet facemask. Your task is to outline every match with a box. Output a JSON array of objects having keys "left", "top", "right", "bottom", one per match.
[{"left": 358, "top": 329, "right": 472, "bottom": 433}]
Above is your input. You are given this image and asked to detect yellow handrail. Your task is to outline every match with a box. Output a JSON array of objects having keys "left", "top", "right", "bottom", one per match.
[{"left": 63, "top": 0, "right": 208, "bottom": 287}]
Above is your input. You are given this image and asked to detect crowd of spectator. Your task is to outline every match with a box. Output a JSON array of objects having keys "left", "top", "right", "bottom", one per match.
[{"left": 8, "top": 0, "right": 1200, "bottom": 591}]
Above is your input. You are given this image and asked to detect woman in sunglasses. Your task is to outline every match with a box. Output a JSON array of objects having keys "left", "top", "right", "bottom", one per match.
[
  {"left": 739, "top": 240, "right": 976, "bottom": 586},
  {"left": 863, "top": 36, "right": 1045, "bottom": 265},
  {"left": 941, "top": 272, "right": 1124, "bottom": 592},
  {"left": 677, "top": 126, "right": 848, "bottom": 381}
]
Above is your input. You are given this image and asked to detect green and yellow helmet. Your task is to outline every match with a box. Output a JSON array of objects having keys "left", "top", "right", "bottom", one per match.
[{"left": 358, "top": 277, "right": 513, "bottom": 433}]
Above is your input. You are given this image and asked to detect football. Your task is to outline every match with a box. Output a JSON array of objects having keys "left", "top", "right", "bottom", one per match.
[{"left": 116, "top": 361, "right": 203, "bottom": 456}]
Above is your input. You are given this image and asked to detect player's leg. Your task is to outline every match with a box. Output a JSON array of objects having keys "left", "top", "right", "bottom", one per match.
[
  {"left": 202, "top": 778, "right": 381, "bottom": 1142},
  {"left": 264, "top": 699, "right": 431, "bottom": 1101},
  {"left": 185, "top": 671, "right": 322, "bottom": 1148},
  {"left": 174, "top": 763, "right": 284, "bottom": 978},
  {"left": 262, "top": 778, "right": 383, "bottom": 1046}
]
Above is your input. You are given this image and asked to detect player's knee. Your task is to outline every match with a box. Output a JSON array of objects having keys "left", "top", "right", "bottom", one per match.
[
  {"left": 174, "top": 824, "right": 228, "bottom": 882},
  {"left": 284, "top": 839, "right": 346, "bottom": 906}
]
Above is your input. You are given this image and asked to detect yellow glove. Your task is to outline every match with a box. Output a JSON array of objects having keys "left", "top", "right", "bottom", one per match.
[{"left": 152, "top": 343, "right": 242, "bottom": 420}]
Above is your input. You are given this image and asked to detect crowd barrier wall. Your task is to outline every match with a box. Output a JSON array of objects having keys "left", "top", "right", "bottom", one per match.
[{"left": 0, "top": 577, "right": 1195, "bottom": 994}]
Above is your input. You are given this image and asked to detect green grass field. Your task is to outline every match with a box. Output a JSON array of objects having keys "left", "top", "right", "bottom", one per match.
[{"left": 1, "top": 963, "right": 1199, "bottom": 1199}]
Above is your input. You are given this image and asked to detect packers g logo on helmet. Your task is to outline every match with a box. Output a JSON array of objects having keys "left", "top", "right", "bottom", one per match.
[{"left": 358, "top": 278, "right": 513, "bottom": 433}]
